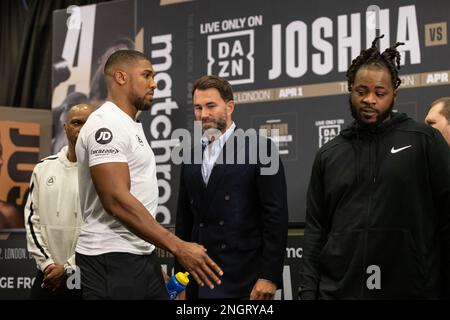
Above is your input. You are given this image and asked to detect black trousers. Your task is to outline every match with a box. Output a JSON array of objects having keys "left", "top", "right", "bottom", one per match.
[
  {"left": 29, "top": 270, "right": 82, "bottom": 300},
  {"left": 76, "top": 251, "right": 169, "bottom": 300}
]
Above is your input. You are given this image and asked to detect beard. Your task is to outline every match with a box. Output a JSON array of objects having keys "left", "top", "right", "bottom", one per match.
[
  {"left": 349, "top": 96, "right": 395, "bottom": 128},
  {"left": 134, "top": 96, "right": 152, "bottom": 111},
  {"left": 202, "top": 112, "right": 227, "bottom": 134}
]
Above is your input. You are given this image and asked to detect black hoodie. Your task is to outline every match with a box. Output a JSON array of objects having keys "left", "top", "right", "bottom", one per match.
[{"left": 300, "top": 112, "right": 450, "bottom": 299}]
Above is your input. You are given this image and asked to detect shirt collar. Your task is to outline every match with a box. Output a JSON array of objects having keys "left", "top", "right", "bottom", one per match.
[{"left": 201, "top": 122, "right": 236, "bottom": 148}]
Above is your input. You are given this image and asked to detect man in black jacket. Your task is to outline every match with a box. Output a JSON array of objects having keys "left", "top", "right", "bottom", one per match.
[
  {"left": 176, "top": 75, "right": 288, "bottom": 299},
  {"left": 300, "top": 35, "right": 450, "bottom": 299}
]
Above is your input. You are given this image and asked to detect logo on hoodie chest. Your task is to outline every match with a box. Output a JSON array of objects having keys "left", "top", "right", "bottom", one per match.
[
  {"left": 390, "top": 145, "right": 412, "bottom": 154},
  {"left": 46, "top": 176, "right": 56, "bottom": 186}
]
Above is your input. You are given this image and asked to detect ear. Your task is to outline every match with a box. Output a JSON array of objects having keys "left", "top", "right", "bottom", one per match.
[
  {"left": 226, "top": 100, "right": 235, "bottom": 116},
  {"left": 114, "top": 70, "right": 127, "bottom": 85}
]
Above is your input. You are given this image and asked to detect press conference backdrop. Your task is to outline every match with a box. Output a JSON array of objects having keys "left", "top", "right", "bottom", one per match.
[
  {"left": 51, "top": 0, "right": 450, "bottom": 226},
  {"left": 1, "top": 0, "right": 449, "bottom": 300}
]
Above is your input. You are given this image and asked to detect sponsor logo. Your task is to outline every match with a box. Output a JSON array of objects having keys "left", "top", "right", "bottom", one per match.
[
  {"left": 90, "top": 148, "right": 119, "bottom": 156},
  {"left": 95, "top": 128, "right": 113, "bottom": 145},
  {"left": 207, "top": 30, "right": 254, "bottom": 85},
  {"left": 315, "top": 119, "right": 344, "bottom": 147},
  {"left": 46, "top": 176, "right": 56, "bottom": 186},
  {"left": 390, "top": 145, "right": 412, "bottom": 154}
]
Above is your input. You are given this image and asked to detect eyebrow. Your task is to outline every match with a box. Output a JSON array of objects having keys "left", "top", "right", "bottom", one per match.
[
  {"left": 194, "top": 102, "right": 216, "bottom": 108},
  {"left": 354, "top": 84, "right": 388, "bottom": 90},
  {"left": 70, "top": 117, "right": 85, "bottom": 122}
]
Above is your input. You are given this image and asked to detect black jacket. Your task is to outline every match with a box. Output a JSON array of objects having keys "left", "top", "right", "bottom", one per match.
[
  {"left": 300, "top": 113, "right": 450, "bottom": 299},
  {"left": 176, "top": 130, "right": 288, "bottom": 299}
]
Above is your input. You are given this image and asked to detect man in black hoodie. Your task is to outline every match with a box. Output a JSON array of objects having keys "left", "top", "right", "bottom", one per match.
[{"left": 299, "top": 35, "right": 450, "bottom": 299}]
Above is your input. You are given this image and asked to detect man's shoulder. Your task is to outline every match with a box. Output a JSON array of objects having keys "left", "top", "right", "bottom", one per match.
[
  {"left": 39, "top": 154, "right": 58, "bottom": 162},
  {"left": 37, "top": 154, "right": 59, "bottom": 165},
  {"left": 317, "top": 135, "right": 347, "bottom": 156},
  {"left": 391, "top": 117, "right": 445, "bottom": 147},
  {"left": 33, "top": 153, "right": 60, "bottom": 173},
  {"left": 84, "top": 103, "right": 113, "bottom": 125},
  {"left": 394, "top": 117, "right": 435, "bottom": 136},
  {"left": 81, "top": 103, "right": 130, "bottom": 138}
]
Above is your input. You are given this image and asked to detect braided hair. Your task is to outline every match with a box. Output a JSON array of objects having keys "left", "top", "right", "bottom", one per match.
[{"left": 346, "top": 35, "right": 405, "bottom": 92}]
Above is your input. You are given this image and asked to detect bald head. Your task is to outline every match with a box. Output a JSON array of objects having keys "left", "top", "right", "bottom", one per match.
[
  {"left": 66, "top": 104, "right": 93, "bottom": 123},
  {"left": 64, "top": 104, "right": 94, "bottom": 147}
]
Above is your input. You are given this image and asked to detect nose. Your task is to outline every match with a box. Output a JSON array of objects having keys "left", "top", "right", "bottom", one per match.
[
  {"left": 200, "top": 107, "right": 210, "bottom": 120},
  {"left": 149, "top": 77, "right": 157, "bottom": 90},
  {"left": 362, "top": 92, "right": 376, "bottom": 105}
]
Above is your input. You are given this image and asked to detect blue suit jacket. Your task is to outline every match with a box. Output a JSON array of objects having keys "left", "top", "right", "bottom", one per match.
[{"left": 175, "top": 130, "right": 288, "bottom": 299}]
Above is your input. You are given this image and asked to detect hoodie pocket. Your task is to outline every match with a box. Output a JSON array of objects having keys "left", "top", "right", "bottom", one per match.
[
  {"left": 365, "top": 228, "right": 425, "bottom": 298},
  {"left": 318, "top": 230, "right": 364, "bottom": 283}
]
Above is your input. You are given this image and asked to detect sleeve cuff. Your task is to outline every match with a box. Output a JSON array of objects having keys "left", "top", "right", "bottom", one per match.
[
  {"left": 39, "top": 259, "right": 55, "bottom": 272},
  {"left": 67, "top": 255, "right": 76, "bottom": 267}
]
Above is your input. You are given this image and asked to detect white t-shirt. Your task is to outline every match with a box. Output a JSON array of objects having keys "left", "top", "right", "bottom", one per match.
[{"left": 75, "top": 101, "right": 158, "bottom": 255}]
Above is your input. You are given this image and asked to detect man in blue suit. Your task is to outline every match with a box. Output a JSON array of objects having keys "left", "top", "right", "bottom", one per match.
[{"left": 175, "top": 75, "right": 288, "bottom": 299}]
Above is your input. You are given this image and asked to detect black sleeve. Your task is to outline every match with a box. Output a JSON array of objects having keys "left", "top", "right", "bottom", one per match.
[
  {"left": 256, "top": 138, "right": 289, "bottom": 288},
  {"left": 427, "top": 130, "right": 450, "bottom": 298},
  {"left": 299, "top": 152, "right": 329, "bottom": 300}
]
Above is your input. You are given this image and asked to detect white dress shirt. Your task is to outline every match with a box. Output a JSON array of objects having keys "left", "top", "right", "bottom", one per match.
[{"left": 201, "top": 122, "right": 236, "bottom": 185}]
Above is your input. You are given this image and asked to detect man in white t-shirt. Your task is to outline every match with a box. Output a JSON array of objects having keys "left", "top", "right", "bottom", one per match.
[{"left": 75, "top": 50, "right": 222, "bottom": 299}]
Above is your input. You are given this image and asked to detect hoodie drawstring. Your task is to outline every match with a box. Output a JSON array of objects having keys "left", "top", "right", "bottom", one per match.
[
  {"left": 350, "top": 127, "right": 361, "bottom": 184},
  {"left": 373, "top": 135, "right": 380, "bottom": 183},
  {"left": 56, "top": 181, "right": 63, "bottom": 217}
]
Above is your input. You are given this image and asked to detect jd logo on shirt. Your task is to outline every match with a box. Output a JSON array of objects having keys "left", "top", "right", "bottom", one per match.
[{"left": 95, "top": 128, "right": 113, "bottom": 144}]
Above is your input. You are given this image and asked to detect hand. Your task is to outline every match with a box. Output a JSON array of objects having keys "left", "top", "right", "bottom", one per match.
[
  {"left": 161, "top": 269, "right": 170, "bottom": 283},
  {"left": 42, "top": 264, "right": 65, "bottom": 291},
  {"left": 43, "top": 263, "right": 55, "bottom": 275},
  {"left": 176, "top": 290, "right": 186, "bottom": 300},
  {"left": 175, "top": 241, "right": 223, "bottom": 289},
  {"left": 41, "top": 263, "right": 55, "bottom": 289},
  {"left": 250, "top": 279, "right": 277, "bottom": 300}
]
